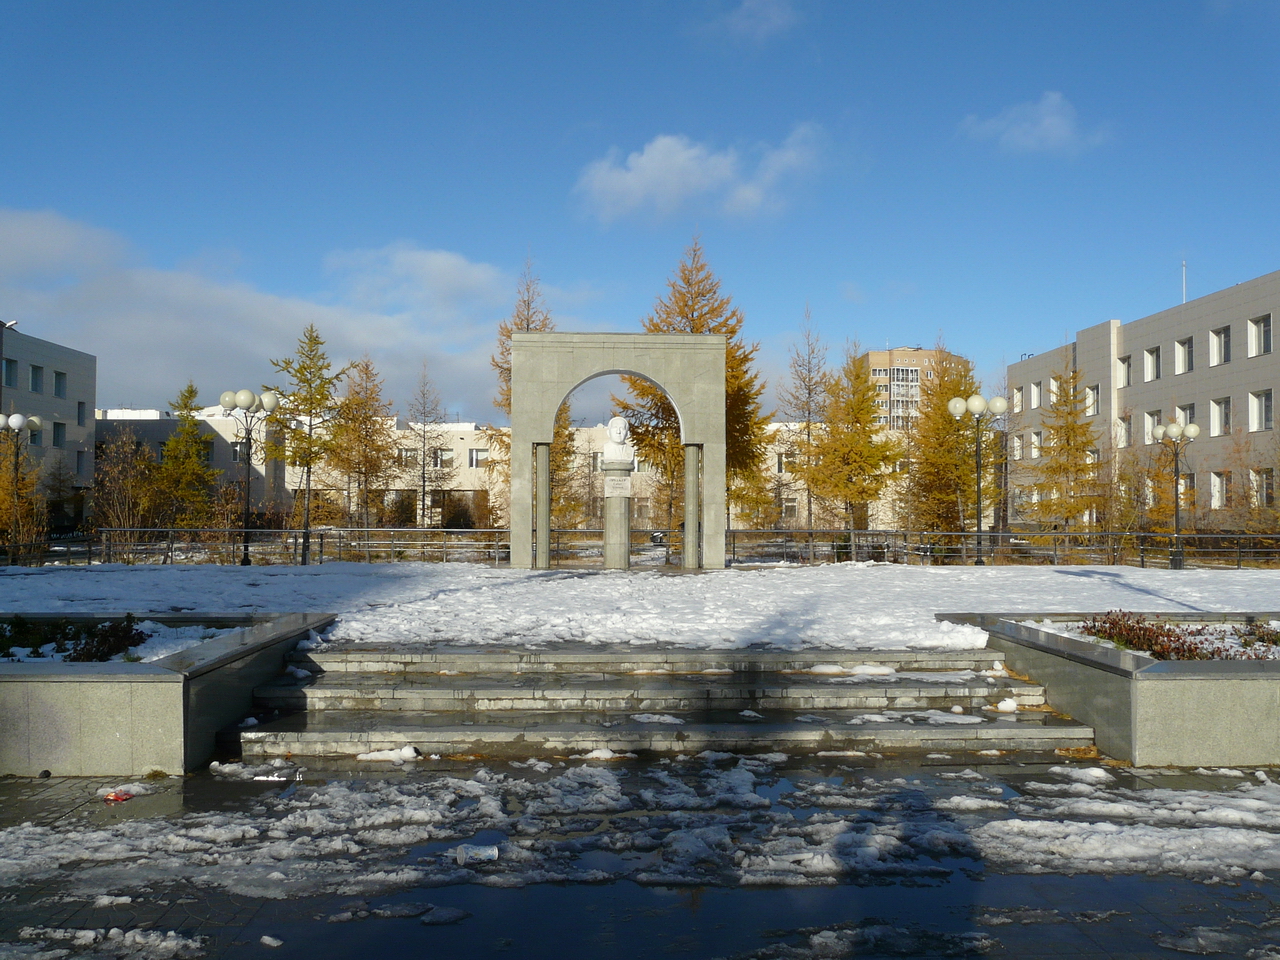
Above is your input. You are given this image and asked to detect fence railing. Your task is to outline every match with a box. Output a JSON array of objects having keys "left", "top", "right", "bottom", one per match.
[{"left": 9, "top": 527, "right": 1280, "bottom": 570}]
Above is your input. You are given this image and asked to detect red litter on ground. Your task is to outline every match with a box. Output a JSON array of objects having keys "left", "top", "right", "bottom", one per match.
[{"left": 103, "top": 792, "right": 134, "bottom": 803}]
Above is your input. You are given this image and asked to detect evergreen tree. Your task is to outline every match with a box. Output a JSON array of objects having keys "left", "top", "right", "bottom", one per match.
[
  {"left": 327, "top": 356, "right": 398, "bottom": 531},
  {"left": 895, "top": 347, "right": 986, "bottom": 533},
  {"left": 613, "top": 239, "right": 771, "bottom": 529},
  {"left": 801, "top": 345, "right": 900, "bottom": 531},
  {"left": 778, "top": 311, "right": 830, "bottom": 538},
  {"left": 486, "top": 259, "right": 578, "bottom": 526},
  {"left": 0, "top": 428, "right": 47, "bottom": 555},
  {"left": 268, "top": 324, "right": 349, "bottom": 562},
  {"left": 154, "top": 382, "right": 219, "bottom": 528},
  {"left": 1025, "top": 364, "right": 1103, "bottom": 530}
]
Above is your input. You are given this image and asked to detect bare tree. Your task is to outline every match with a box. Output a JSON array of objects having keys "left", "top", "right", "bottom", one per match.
[{"left": 406, "top": 362, "right": 455, "bottom": 526}]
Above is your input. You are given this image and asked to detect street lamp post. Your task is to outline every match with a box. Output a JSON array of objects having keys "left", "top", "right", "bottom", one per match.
[
  {"left": 948, "top": 393, "right": 1009, "bottom": 566},
  {"left": 219, "top": 389, "right": 279, "bottom": 566},
  {"left": 1151, "top": 420, "right": 1200, "bottom": 570},
  {"left": 4, "top": 412, "right": 42, "bottom": 564}
]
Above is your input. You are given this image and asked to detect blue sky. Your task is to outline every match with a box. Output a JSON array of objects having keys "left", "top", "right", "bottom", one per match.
[{"left": 2, "top": 0, "right": 1279, "bottom": 421}]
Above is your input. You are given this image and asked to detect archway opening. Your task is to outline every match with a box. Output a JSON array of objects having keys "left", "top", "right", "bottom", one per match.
[{"left": 547, "top": 371, "right": 690, "bottom": 567}]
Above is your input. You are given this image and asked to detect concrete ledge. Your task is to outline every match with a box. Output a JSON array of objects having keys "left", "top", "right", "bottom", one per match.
[
  {"left": 0, "top": 612, "right": 334, "bottom": 777},
  {"left": 940, "top": 611, "right": 1280, "bottom": 767}
]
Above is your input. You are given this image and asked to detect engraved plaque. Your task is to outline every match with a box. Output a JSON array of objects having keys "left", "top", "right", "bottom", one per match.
[{"left": 604, "top": 476, "right": 632, "bottom": 498}]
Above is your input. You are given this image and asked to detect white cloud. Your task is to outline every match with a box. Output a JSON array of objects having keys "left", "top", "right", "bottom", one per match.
[
  {"left": 576, "top": 123, "right": 823, "bottom": 222},
  {"left": 961, "top": 91, "right": 1106, "bottom": 155},
  {"left": 0, "top": 210, "right": 512, "bottom": 421},
  {"left": 719, "top": 0, "right": 800, "bottom": 41}
]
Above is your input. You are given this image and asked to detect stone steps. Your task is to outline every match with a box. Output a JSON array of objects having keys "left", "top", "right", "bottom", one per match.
[
  {"left": 254, "top": 671, "right": 1044, "bottom": 713},
  {"left": 238, "top": 709, "right": 1094, "bottom": 760},
  {"left": 234, "top": 642, "right": 1093, "bottom": 761}
]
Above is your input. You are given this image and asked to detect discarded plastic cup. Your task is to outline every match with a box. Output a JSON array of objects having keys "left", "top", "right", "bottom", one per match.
[{"left": 453, "top": 843, "right": 499, "bottom": 866}]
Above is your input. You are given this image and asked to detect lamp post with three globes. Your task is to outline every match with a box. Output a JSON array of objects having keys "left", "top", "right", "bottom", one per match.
[
  {"left": 219, "top": 389, "right": 279, "bottom": 566},
  {"left": 948, "top": 393, "right": 1009, "bottom": 566},
  {"left": 1151, "top": 419, "right": 1200, "bottom": 570}
]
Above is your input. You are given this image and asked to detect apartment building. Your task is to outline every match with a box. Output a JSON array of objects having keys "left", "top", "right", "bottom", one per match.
[
  {"left": 96, "top": 407, "right": 289, "bottom": 515},
  {"left": 2, "top": 326, "right": 97, "bottom": 530},
  {"left": 1007, "top": 269, "right": 1280, "bottom": 523},
  {"left": 865, "top": 346, "right": 946, "bottom": 430}
]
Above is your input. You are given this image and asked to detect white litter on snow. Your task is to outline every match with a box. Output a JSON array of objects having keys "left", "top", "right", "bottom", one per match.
[
  {"left": 739, "top": 710, "right": 763, "bottom": 719},
  {"left": 631, "top": 714, "right": 684, "bottom": 725},
  {"left": 94, "top": 783, "right": 154, "bottom": 798},
  {"left": 356, "top": 746, "right": 422, "bottom": 764},
  {"left": 577, "top": 748, "right": 637, "bottom": 760}
]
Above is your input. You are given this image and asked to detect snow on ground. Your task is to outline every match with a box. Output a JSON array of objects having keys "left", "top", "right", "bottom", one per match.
[
  {"left": 4, "top": 621, "right": 237, "bottom": 663},
  {"left": 2, "top": 561, "right": 1279, "bottom": 652}
]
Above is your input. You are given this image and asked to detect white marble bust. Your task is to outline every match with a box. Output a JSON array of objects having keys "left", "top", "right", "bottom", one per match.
[{"left": 602, "top": 416, "right": 635, "bottom": 464}]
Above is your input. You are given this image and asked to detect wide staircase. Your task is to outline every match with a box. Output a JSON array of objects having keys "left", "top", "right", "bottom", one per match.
[{"left": 237, "top": 644, "right": 1094, "bottom": 761}]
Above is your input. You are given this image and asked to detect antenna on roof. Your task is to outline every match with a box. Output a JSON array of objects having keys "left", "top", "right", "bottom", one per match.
[{"left": 1182, "top": 261, "right": 1186, "bottom": 304}]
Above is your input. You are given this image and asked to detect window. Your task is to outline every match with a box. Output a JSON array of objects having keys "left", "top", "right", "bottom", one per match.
[
  {"left": 1177, "top": 403, "right": 1196, "bottom": 427},
  {"left": 635, "top": 459, "right": 652, "bottom": 474},
  {"left": 29, "top": 365, "right": 43, "bottom": 394},
  {"left": 231, "top": 441, "right": 243, "bottom": 463},
  {"left": 396, "top": 447, "right": 418, "bottom": 465},
  {"left": 634, "top": 497, "right": 651, "bottom": 522},
  {"left": 781, "top": 498, "right": 798, "bottom": 520},
  {"left": 2, "top": 358, "right": 15, "bottom": 388},
  {"left": 1118, "top": 415, "right": 1132, "bottom": 448},
  {"left": 430, "top": 448, "right": 454, "bottom": 469},
  {"left": 1180, "top": 472, "right": 1196, "bottom": 507},
  {"left": 1144, "top": 410, "right": 1162, "bottom": 444},
  {"left": 1253, "top": 468, "right": 1276, "bottom": 508},
  {"left": 1211, "top": 326, "right": 1232, "bottom": 366},
  {"left": 1118, "top": 356, "right": 1132, "bottom": 388},
  {"left": 876, "top": 383, "right": 889, "bottom": 393},
  {"left": 76, "top": 450, "right": 86, "bottom": 476},
  {"left": 1012, "top": 386, "right": 1024, "bottom": 413},
  {"left": 590, "top": 451, "right": 603, "bottom": 472},
  {"left": 1211, "top": 471, "right": 1233, "bottom": 510},
  {"left": 77, "top": 401, "right": 86, "bottom": 427},
  {"left": 53, "top": 371, "right": 67, "bottom": 398},
  {"left": 871, "top": 367, "right": 889, "bottom": 378},
  {"left": 1030, "top": 382, "right": 1042, "bottom": 409},
  {"left": 28, "top": 427, "right": 41, "bottom": 447},
  {"left": 51, "top": 422, "right": 66, "bottom": 448},
  {"left": 1211, "top": 397, "right": 1232, "bottom": 437},
  {"left": 1048, "top": 376, "right": 1059, "bottom": 403},
  {"left": 468, "top": 448, "right": 488, "bottom": 468},
  {"left": 776, "top": 451, "right": 796, "bottom": 473},
  {"left": 1249, "top": 314, "right": 1273, "bottom": 357},
  {"left": 1144, "top": 347, "right": 1162, "bottom": 382},
  {"left": 1085, "top": 385, "right": 1099, "bottom": 417},
  {"left": 1250, "top": 389, "right": 1274, "bottom": 432},
  {"left": 1011, "top": 435, "right": 1023, "bottom": 461},
  {"left": 924, "top": 370, "right": 933, "bottom": 379},
  {"left": 1175, "top": 337, "right": 1194, "bottom": 375},
  {"left": 1030, "top": 430, "right": 1042, "bottom": 458}
]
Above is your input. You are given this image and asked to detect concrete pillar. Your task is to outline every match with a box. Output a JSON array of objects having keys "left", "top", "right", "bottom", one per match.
[
  {"left": 683, "top": 444, "right": 701, "bottom": 569},
  {"left": 535, "top": 442, "right": 551, "bottom": 570},
  {"left": 602, "top": 461, "right": 633, "bottom": 570}
]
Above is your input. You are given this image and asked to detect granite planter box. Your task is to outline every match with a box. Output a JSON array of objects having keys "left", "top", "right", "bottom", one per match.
[
  {"left": 943, "top": 612, "right": 1280, "bottom": 767},
  {"left": 0, "top": 612, "right": 334, "bottom": 777}
]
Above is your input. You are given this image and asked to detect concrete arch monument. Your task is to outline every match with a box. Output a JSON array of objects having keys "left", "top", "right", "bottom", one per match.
[{"left": 509, "top": 332, "right": 727, "bottom": 569}]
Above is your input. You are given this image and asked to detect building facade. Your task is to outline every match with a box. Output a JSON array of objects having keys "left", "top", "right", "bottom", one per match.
[
  {"left": 1007, "top": 269, "right": 1280, "bottom": 527},
  {"left": 2, "top": 327, "right": 97, "bottom": 531}
]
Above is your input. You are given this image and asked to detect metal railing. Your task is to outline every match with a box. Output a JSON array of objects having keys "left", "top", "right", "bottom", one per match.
[{"left": 14, "top": 527, "right": 1280, "bottom": 570}]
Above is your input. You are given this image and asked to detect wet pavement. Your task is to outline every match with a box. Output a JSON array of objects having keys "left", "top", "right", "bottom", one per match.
[{"left": 3, "top": 756, "right": 1280, "bottom": 959}]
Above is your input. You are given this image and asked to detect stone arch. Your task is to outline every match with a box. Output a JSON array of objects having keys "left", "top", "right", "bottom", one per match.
[{"left": 509, "top": 332, "right": 727, "bottom": 569}]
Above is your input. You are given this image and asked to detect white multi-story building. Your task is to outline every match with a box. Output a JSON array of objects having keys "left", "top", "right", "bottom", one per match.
[
  {"left": 2, "top": 326, "right": 96, "bottom": 530},
  {"left": 1007, "top": 269, "right": 1280, "bottom": 524},
  {"left": 96, "top": 406, "right": 288, "bottom": 516}
]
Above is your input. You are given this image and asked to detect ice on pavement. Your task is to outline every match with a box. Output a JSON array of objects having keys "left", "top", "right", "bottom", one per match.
[
  {"left": 4, "top": 561, "right": 1277, "bottom": 653},
  {"left": 7, "top": 757, "right": 1280, "bottom": 924}
]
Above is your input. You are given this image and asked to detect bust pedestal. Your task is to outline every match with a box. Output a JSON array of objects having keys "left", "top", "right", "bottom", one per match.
[{"left": 602, "top": 459, "right": 634, "bottom": 570}]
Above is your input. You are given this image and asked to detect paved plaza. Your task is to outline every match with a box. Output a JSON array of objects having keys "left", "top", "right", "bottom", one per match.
[{"left": 4, "top": 754, "right": 1280, "bottom": 959}]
